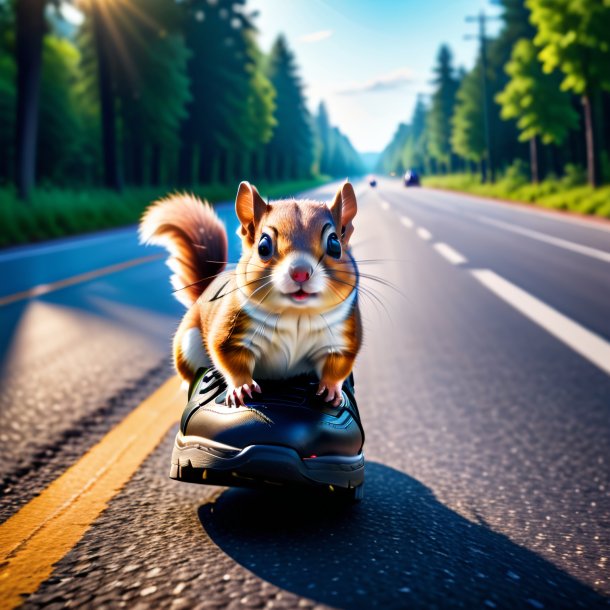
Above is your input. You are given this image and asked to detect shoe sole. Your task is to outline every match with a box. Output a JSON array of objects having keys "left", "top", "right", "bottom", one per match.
[{"left": 169, "top": 432, "right": 365, "bottom": 500}]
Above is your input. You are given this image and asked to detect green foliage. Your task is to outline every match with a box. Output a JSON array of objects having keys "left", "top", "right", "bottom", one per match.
[
  {"left": 503, "top": 158, "right": 529, "bottom": 189},
  {"left": 0, "top": 0, "right": 15, "bottom": 183},
  {"left": 316, "top": 102, "right": 332, "bottom": 175},
  {"left": 402, "top": 95, "right": 429, "bottom": 172},
  {"left": 38, "top": 36, "right": 89, "bottom": 183},
  {"left": 0, "top": 176, "right": 333, "bottom": 247},
  {"left": 79, "top": 0, "right": 191, "bottom": 184},
  {"left": 315, "top": 102, "right": 364, "bottom": 177},
  {"left": 423, "top": 173, "right": 610, "bottom": 218},
  {"left": 0, "top": 47, "right": 15, "bottom": 183},
  {"left": 496, "top": 38, "right": 578, "bottom": 144},
  {"left": 376, "top": 123, "right": 410, "bottom": 175},
  {"left": 527, "top": 0, "right": 610, "bottom": 95},
  {"left": 451, "top": 62, "right": 485, "bottom": 163},
  {"left": 560, "top": 163, "right": 586, "bottom": 188},
  {"left": 265, "top": 35, "right": 314, "bottom": 180},
  {"left": 244, "top": 32, "right": 276, "bottom": 149},
  {"left": 426, "top": 45, "right": 459, "bottom": 169}
]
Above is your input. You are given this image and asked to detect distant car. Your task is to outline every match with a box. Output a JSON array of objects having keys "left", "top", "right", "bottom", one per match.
[
  {"left": 404, "top": 170, "right": 420, "bottom": 187},
  {"left": 369, "top": 176, "right": 377, "bottom": 187}
]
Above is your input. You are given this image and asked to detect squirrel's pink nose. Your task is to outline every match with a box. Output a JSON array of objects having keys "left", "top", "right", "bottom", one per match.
[{"left": 290, "top": 265, "right": 311, "bottom": 284}]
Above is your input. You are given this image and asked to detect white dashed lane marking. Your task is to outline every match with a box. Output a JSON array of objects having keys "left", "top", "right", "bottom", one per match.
[
  {"left": 387, "top": 185, "right": 609, "bottom": 376},
  {"left": 381, "top": 201, "right": 390, "bottom": 211},
  {"left": 471, "top": 269, "right": 610, "bottom": 377},
  {"left": 434, "top": 243, "right": 468, "bottom": 265},
  {"left": 476, "top": 215, "right": 610, "bottom": 264},
  {"left": 416, "top": 227, "right": 432, "bottom": 241}
]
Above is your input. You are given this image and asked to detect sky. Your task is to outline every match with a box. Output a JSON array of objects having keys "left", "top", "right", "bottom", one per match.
[{"left": 249, "top": 0, "right": 503, "bottom": 153}]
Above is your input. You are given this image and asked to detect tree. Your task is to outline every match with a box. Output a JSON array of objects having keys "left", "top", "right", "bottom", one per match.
[
  {"left": 115, "top": 0, "right": 190, "bottom": 186},
  {"left": 376, "top": 122, "right": 410, "bottom": 176},
  {"left": 179, "top": 0, "right": 258, "bottom": 185},
  {"left": 38, "top": 36, "right": 86, "bottom": 184},
  {"left": 240, "top": 29, "right": 276, "bottom": 181},
  {"left": 496, "top": 38, "right": 579, "bottom": 183},
  {"left": 316, "top": 101, "right": 332, "bottom": 175},
  {"left": 451, "top": 62, "right": 486, "bottom": 173},
  {"left": 401, "top": 95, "right": 429, "bottom": 172},
  {"left": 265, "top": 35, "right": 313, "bottom": 181},
  {"left": 426, "top": 45, "right": 459, "bottom": 172},
  {"left": 14, "top": 0, "right": 48, "bottom": 199},
  {"left": 81, "top": 0, "right": 190, "bottom": 189},
  {"left": 527, "top": 0, "right": 610, "bottom": 186},
  {"left": 485, "top": 0, "right": 537, "bottom": 172},
  {"left": 314, "top": 101, "right": 363, "bottom": 178},
  {"left": 0, "top": 0, "right": 16, "bottom": 184}
]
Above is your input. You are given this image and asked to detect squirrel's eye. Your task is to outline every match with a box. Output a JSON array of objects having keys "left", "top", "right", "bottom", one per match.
[
  {"left": 326, "top": 233, "right": 341, "bottom": 259},
  {"left": 258, "top": 234, "right": 273, "bottom": 260}
]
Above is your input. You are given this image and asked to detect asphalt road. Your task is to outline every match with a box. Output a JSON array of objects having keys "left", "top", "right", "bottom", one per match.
[{"left": 0, "top": 178, "right": 609, "bottom": 609}]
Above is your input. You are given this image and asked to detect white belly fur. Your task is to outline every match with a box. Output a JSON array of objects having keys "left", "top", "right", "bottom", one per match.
[{"left": 241, "top": 293, "right": 355, "bottom": 379}]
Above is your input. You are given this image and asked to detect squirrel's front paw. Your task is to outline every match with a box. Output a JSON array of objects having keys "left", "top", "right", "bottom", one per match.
[
  {"left": 316, "top": 380, "right": 344, "bottom": 407},
  {"left": 226, "top": 380, "right": 262, "bottom": 407}
]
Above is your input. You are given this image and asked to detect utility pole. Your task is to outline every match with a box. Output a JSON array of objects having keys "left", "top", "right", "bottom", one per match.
[{"left": 465, "top": 11, "right": 499, "bottom": 184}]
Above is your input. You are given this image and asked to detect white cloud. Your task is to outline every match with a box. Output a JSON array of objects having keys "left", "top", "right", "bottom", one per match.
[
  {"left": 336, "top": 67, "right": 415, "bottom": 95},
  {"left": 298, "top": 30, "right": 334, "bottom": 43}
]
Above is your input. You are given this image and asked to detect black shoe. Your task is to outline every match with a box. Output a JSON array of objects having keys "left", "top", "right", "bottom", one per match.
[{"left": 169, "top": 368, "right": 365, "bottom": 500}]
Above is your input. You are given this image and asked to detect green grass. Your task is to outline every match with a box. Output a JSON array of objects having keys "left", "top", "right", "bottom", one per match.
[
  {"left": 422, "top": 173, "right": 610, "bottom": 219},
  {"left": 0, "top": 176, "right": 333, "bottom": 249}
]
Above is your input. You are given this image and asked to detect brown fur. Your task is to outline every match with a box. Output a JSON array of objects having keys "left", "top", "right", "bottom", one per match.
[
  {"left": 140, "top": 182, "right": 362, "bottom": 406},
  {"left": 139, "top": 194, "right": 227, "bottom": 307}
]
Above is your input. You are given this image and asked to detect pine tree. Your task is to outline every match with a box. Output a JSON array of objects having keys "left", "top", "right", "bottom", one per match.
[
  {"left": 313, "top": 101, "right": 363, "bottom": 178},
  {"left": 426, "top": 45, "right": 459, "bottom": 172},
  {"left": 14, "top": 0, "right": 48, "bottom": 199},
  {"left": 451, "top": 62, "right": 486, "bottom": 171},
  {"left": 38, "top": 36, "right": 85, "bottom": 184},
  {"left": 240, "top": 30, "right": 276, "bottom": 181},
  {"left": 0, "top": 0, "right": 15, "bottom": 184},
  {"left": 402, "top": 95, "right": 429, "bottom": 173},
  {"left": 496, "top": 38, "right": 578, "bottom": 183},
  {"left": 179, "top": 0, "right": 257, "bottom": 185},
  {"left": 316, "top": 101, "right": 332, "bottom": 176},
  {"left": 376, "top": 123, "right": 410, "bottom": 176},
  {"left": 265, "top": 35, "right": 313, "bottom": 181},
  {"left": 87, "top": 0, "right": 190, "bottom": 187}
]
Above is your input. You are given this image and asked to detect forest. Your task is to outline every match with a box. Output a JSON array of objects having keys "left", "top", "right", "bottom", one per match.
[
  {"left": 0, "top": 0, "right": 364, "bottom": 202},
  {"left": 377, "top": 0, "right": 610, "bottom": 215}
]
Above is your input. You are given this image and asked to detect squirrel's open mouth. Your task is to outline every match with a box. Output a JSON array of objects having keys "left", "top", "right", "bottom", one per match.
[{"left": 289, "top": 288, "right": 317, "bottom": 302}]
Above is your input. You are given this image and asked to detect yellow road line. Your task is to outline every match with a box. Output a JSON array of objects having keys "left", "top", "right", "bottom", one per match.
[
  {"left": 0, "top": 375, "right": 185, "bottom": 609},
  {"left": 0, "top": 253, "right": 164, "bottom": 307}
]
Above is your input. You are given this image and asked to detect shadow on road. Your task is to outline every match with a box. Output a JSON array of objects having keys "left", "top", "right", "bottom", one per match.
[{"left": 199, "top": 462, "right": 607, "bottom": 609}]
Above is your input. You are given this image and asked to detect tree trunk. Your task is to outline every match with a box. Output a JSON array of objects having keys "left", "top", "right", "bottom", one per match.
[
  {"left": 131, "top": 134, "right": 144, "bottom": 186},
  {"left": 92, "top": 1, "right": 121, "bottom": 191},
  {"left": 530, "top": 136, "right": 539, "bottom": 184},
  {"left": 178, "top": 136, "right": 194, "bottom": 185},
  {"left": 15, "top": 0, "right": 47, "bottom": 200},
  {"left": 582, "top": 94, "right": 599, "bottom": 187},
  {"left": 150, "top": 144, "right": 161, "bottom": 186},
  {"left": 593, "top": 89, "right": 606, "bottom": 183},
  {"left": 198, "top": 144, "right": 214, "bottom": 184}
]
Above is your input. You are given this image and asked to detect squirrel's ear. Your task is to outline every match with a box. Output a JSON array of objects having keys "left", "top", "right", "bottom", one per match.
[
  {"left": 235, "top": 181, "right": 267, "bottom": 242},
  {"left": 329, "top": 181, "right": 357, "bottom": 245}
]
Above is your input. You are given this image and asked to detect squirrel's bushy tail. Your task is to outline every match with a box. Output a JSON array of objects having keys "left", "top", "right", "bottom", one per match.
[{"left": 139, "top": 194, "right": 228, "bottom": 308}]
